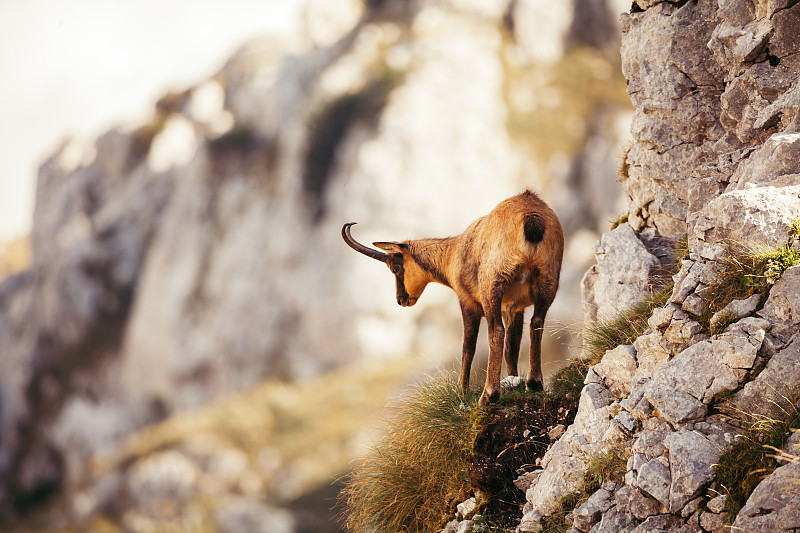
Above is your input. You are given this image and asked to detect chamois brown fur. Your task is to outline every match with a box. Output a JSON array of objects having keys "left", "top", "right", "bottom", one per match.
[{"left": 342, "top": 190, "right": 564, "bottom": 405}]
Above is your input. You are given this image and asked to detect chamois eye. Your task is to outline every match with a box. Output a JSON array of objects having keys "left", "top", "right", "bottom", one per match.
[{"left": 391, "top": 264, "right": 401, "bottom": 274}]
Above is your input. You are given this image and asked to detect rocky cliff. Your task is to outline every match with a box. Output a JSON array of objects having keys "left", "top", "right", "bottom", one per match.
[
  {"left": 508, "top": 1, "right": 800, "bottom": 532},
  {"left": 0, "top": 0, "right": 631, "bottom": 523}
]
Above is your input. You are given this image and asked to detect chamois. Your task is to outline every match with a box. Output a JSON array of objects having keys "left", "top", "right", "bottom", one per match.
[{"left": 342, "top": 190, "right": 564, "bottom": 405}]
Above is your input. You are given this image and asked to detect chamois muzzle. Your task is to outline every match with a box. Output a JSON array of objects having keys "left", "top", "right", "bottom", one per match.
[{"left": 342, "top": 223, "right": 388, "bottom": 262}]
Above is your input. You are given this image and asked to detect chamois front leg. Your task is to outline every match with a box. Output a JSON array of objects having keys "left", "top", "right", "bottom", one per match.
[
  {"left": 480, "top": 292, "right": 506, "bottom": 405},
  {"left": 503, "top": 310, "right": 524, "bottom": 378},
  {"left": 459, "top": 302, "right": 481, "bottom": 391}
]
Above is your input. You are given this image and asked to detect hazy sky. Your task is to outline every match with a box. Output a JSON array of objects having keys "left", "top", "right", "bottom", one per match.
[{"left": 0, "top": 0, "right": 304, "bottom": 242}]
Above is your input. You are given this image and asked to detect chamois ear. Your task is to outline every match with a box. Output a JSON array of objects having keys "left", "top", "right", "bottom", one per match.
[{"left": 373, "top": 241, "right": 407, "bottom": 254}]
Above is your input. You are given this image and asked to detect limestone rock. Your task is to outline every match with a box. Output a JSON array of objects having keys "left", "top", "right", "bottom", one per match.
[
  {"left": 573, "top": 1, "right": 800, "bottom": 532},
  {"left": 645, "top": 317, "right": 767, "bottom": 424},
  {"left": 514, "top": 470, "right": 543, "bottom": 494},
  {"left": 693, "top": 185, "right": 800, "bottom": 248},
  {"left": 709, "top": 293, "right": 761, "bottom": 330},
  {"left": 706, "top": 494, "right": 728, "bottom": 515},
  {"left": 759, "top": 265, "right": 800, "bottom": 343},
  {"left": 630, "top": 514, "right": 694, "bottom": 533},
  {"left": 663, "top": 429, "right": 723, "bottom": 512},
  {"left": 647, "top": 305, "right": 678, "bottom": 331},
  {"left": 572, "top": 486, "right": 615, "bottom": 532},
  {"left": 725, "top": 335, "right": 800, "bottom": 420},
  {"left": 776, "top": 430, "right": 800, "bottom": 466},
  {"left": 632, "top": 458, "right": 670, "bottom": 509},
  {"left": 699, "top": 511, "right": 728, "bottom": 533},
  {"left": 625, "top": 486, "right": 665, "bottom": 521},
  {"left": 620, "top": 0, "right": 725, "bottom": 236},
  {"left": 589, "top": 504, "right": 637, "bottom": 533},
  {"left": 631, "top": 332, "right": 671, "bottom": 385},
  {"left": 728, "top": 132, "right": 800, "bottom": 189},
  {"left": 731, "top": 462, "right": 800, "bottom": 533},
  {"left": 592, "top": 345, "right": 637, "bottom": 397},
  {"left": 456, "top": 497, "right": 478, "bottom": 519},
  {"left": 588, "top": 224, "right": 661, "bottom": 322}
]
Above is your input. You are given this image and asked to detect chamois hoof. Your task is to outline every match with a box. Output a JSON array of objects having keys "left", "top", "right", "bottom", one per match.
[
  {"left": 479, "top": 388, "right": 501, "bottom": 405},
  {"left": 526, "top": 379, "right": 543, "bottom": 393}
]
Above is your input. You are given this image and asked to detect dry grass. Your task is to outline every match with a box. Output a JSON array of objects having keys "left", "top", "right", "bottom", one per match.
[
  {"left": 617, "top": 141, "right": 634, "bottom": 183},
  {"left": 339, "top": 373, "right": 479, "bottom": 533},
  {"left": 547, "top": 354, "right": 600, "bottom": 401},
  {"left": 715, "top": 394, "right": 800, "bottom": 520},
  {"left": 582, "top": 285, "right": 672, "bottom": 361},
  {"left": 339, "top": 373, "right": 583, "bottom": 533},
  {"left": 583, "top": 445, "right": 628, "bottom": 493}
]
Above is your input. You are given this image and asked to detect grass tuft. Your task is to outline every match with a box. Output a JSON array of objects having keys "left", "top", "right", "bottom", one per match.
[
  {"left": 609, "top": 213, "right": 629, "bottom": 231},
  {"left": 697, "top": 235, "right": 800, "bottom": 333},
  {"left": 548, "top": 355, "right": 599, "bottom": 401},
  {"left": 583, "top": 445, "right": 628, "bottom": 493},
  {"left": 715, "top": 395, "right": 800, "bottom": 520},
  {"left": 340, "top": 373, "right": 479, "bottom": 533},
  {"left": 582, "top": 286, "right": 672, "bottom": 362},
  {"left": 540, "top": 491, "right": 584, "bottom": 533},
  {"left": 341, "top": 374, "right": 581, "bottom": 532},
  {"left": 617, "top": 141, "right": 634, "bottom": 183}
]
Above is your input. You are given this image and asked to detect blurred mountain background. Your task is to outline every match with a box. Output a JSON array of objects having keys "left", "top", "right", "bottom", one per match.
[{"left": 0, "top": 0, "right": 632, "bottom": 531}]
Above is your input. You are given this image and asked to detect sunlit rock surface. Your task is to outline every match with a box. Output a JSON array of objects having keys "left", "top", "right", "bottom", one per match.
[{"left": 522, "top": 0, "right": 800, "bottom": 531}]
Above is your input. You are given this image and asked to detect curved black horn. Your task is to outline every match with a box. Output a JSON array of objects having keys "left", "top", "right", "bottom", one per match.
[{"left": 342, "top": 223, "right": 388, "bottom": 262}]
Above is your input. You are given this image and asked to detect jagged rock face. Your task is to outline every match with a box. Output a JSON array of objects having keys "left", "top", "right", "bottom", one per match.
[
  {"left": 521, "top": 1, "right": 800, "bottom": 532},
  {"left": 0, "top": 0, "right": 631, "bottom": 518}
]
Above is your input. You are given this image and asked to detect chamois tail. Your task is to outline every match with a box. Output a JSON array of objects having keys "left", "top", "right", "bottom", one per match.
[{"left": 523, "top": 213, "right": 546, "bottom": 244}]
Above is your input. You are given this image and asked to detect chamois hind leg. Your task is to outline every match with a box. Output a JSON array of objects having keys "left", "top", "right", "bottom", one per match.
[
  {"left": 527, "top": 302, "right": 550, "bottom": 392},
  {"left": 459, "top": 302, "right": 481, "bottom": 391},
  {"left": 503, "top": 310, "right": 524, "bottom": 378}
]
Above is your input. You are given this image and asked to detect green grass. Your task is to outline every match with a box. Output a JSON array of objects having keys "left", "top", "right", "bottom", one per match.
[
  {"left": 340, "top": 373, "right": 480, "bottom": 533},
  {"left": 697, "top": 232, "right": 800, "bottom": 334},
  {"left": 715, "top": 395, "right": 800, "bottom": 520}
]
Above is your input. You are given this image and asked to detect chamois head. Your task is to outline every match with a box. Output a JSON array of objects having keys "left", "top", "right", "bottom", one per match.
[{"left": 342, "top": 223, "right": 430, "bottom": 307}]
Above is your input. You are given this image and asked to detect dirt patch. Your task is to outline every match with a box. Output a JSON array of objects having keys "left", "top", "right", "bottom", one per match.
[{"left": 469, "top": 393, "right": 578, "bottom": 527}]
